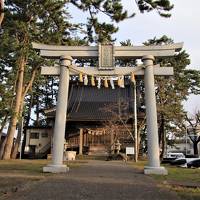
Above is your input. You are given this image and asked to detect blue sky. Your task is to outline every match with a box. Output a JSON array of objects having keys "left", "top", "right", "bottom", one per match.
[
  {"left": 68, "top": 0, "right": 200, "bottom": 114},
  {"left": 115, "top": 0, "right": 200, "bottom": 114}
]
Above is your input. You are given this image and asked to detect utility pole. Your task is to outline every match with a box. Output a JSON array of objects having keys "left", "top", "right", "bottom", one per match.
[
  {"left": 185, "top": 127, "right": 187, "bottom": 156},
  {"left": 133, "top": 81, "right": 138, "bottom": 162}
]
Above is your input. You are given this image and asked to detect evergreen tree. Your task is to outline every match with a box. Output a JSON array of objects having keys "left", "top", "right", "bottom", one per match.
[
  {"left": 71, "top": 0, "right": 173, "bottom": 42},
  {"left": 144, "top": 36, "right": 200, "bottom": 157},
  {"left": 0, "top": 0, "right": 75, "bottom": 159},
  {"left": 0, "top": 0, "right": 174, "bottom": 159},
  {"left": 136, "top": 0, "right": 173, "bottom": 17}
]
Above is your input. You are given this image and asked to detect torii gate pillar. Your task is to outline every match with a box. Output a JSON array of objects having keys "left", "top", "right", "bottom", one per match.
[
  {"left": 142, "top": 55, "right": 167, "bottom": 175},
  {"left": 43, "top": 55, "right": 72, "bottom": 173}
]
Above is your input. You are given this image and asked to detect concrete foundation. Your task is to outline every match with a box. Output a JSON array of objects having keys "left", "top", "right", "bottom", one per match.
[
  {"left": 144, "top": 166, "right": 168, "bottom": 175},
  {"left": 43, "top": 164, "right": 69, "bottom": 173}
]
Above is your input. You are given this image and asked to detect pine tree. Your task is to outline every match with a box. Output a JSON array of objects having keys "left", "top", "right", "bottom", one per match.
[
  {"left": 0, "top": 0, "right": 175, "bottom": 159},
  {"left": 144, "top": 36, "right": 200, "bottom": 157},
  {"left": 1, "top": 0, "right": 75, "bottom": 159},
  {"left": 71, "top": 0, "right": 173, "bottom": 42}
]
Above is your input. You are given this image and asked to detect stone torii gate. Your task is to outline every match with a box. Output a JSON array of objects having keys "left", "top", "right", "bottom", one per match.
[{"left": 32, "top": 42, "right": 183, "bottom": 175}]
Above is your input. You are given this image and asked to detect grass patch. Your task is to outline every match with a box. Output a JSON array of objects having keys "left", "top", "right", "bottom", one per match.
[
  {"left": 0, "top": 159, "right": 87, "bottom": 199},
  {"left": 0, "top": 159, "right": 50, "bottom": 174},
  {"left": 127, "top": 160, "right": 147, "bottom": 170},
  {"left": 152, "top": 165, "right": 200, "bottom": 183},
  {"left": 130, "top": 161, "right": 200, "bottom": 200},
  {"left": 129, "top": 161, "right": 200, "bottom": 184},
  {"left": 0, "top": 160, "right": 50, "bottom": 199},
  {"left": 153, "top": 165, "right": 200, "bottom": 200},
  {"left": 64, "top": 160, "right": 88, "bottom": 168},
  {"left": 171, "top": 186, "right": 200, "bottom": 200},
  {"left": 0, "top": 159, "right": 86, "bottom": 174}
]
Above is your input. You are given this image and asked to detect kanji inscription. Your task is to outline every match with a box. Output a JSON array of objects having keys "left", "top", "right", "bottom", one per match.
[{"left": 98, "top": 44, "right": 114, "bottom": 70}]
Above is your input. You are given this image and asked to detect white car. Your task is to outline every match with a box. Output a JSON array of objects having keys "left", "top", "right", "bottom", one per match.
[{"left": 165, "top": 152, "right": 185, "bottom": 159}]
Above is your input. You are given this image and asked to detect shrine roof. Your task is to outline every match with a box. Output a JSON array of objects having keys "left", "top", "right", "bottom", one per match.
[{"left": 45, "top": 84, "right": 143, "bottom": 121}]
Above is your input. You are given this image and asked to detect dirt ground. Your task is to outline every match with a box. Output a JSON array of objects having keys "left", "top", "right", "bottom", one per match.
[{"left": 0, "top": 160, "right": 183, "bottom": 200}]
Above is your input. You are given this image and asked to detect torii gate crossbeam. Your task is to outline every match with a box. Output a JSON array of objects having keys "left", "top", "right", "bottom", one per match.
[
  {"left": 32, "top": 42, "right": 183, "bottom": 175},
  {"left": 32, "top": 42, "right": 183, "bottom": 58}
]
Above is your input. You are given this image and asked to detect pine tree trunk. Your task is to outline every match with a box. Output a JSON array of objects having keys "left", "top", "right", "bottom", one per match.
[
  {"left": 158, "top": 119, "right": 162, "bottom": 147},
  {"left": 51, "top": 77, "right": 54, "bottom": 100},
  {"left": 35, "top": 87, "right": 40, "bottom": 126},
  {"left": 3, "top": 56, "right": 26, "bottom": 160},
  {"left": 0, "top": 0, "right": 4, "bottom": 27},
  {"left": 11, "top": 122, "right": 21, "bottom": 159},
  {"left": 10, "top": 64, "right": 38, "bottom": 159},
  {"left": 0, "top": 121, "right": 11, "bottom": 159},
  {"left": 193, "top": 141, "right": 198, "bottom": 156},
  {"left": 9, "top": 64, "right": 38, "bottom": 159},
  {"left": 21, "top": 94, "right": 33, "bottom": 156},
  {"left": 160, "top": 115, "right": 166, "bottom": 159},
  {"left": 11, "top": 103, "right": 24, "bottom": 159},
  {"left": 0, "top": 137, "right": 6, "bottom": 159},
  {"left": 0, "top": 114, "right": 8, "bottom": 143}
]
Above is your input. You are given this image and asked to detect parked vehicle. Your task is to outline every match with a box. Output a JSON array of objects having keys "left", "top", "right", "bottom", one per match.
[
  {"left": 161, "top": 158, "right": 176, "bottom": 164},
  {"left": 187, "top": 159, "right": 200, "bottom": 168},
  {"left": 162, "top": 152, "right": 185, "bottom": 164},
  {"left": 170, "top": 158, "right": 187, "bottom": 166},
  {"left": 169, "top": 157, "right": 200, "bottom": 168},
  {"left": 165, "top": 152, "right": 185, "bottom": 159}
]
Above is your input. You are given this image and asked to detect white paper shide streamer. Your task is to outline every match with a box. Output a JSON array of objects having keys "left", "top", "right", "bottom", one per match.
[
  {"left": 97, "top": 77, "right": 101, "bottom": 89},
  {"left": 84, "top": 75, "right": 88, "bottom": 85},
  {"left": 110, "top": 77, "right": 115, "bottom": 89}
]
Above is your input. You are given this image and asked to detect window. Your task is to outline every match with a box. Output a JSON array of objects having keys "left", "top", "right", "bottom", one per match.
[
  {"left": 30, "top": 132, "right": 39, "bottom": 139},
  {"left": 42, "top": 132, "right": 48, "bottom": 138}
]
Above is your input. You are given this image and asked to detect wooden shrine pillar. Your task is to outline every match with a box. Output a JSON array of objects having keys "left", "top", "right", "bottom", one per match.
[{"left": 79, "top": 128, "right": 83, "bottom": 155}]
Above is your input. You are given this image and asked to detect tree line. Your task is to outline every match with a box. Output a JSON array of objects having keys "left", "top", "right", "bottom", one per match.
[{"left": 0, "top": 0, "right": 200, "bottom": 160}]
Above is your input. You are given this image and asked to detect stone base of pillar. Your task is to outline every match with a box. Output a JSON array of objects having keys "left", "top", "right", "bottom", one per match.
[
  {"left": 43, "top": 164, "right": 69, "bottom": 173},
  {"left": 144, "top": 166, "right": 168, "bottom": 175}
]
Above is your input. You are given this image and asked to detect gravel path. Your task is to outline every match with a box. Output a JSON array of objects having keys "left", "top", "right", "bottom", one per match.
[{"left": 5, "top": 160, "right": 180, "bottom": 200}]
